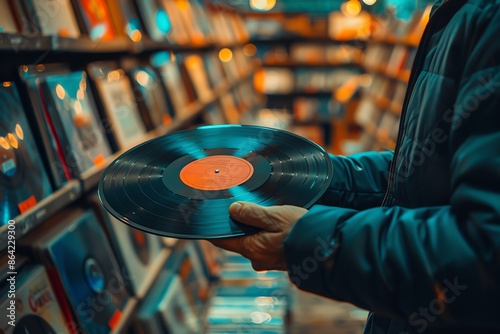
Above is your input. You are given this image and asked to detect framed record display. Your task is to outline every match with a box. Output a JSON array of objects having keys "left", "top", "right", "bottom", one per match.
[
  {"left": 0, "top": 82, "right": 53, "bottom": 222},
  {"left": 88, "top": 62, "right": 147, "bottom": 149},
  {"left": 73, "top": 0, "right": 116, "bottom": 40},
  {"left": 0, "top": 0, "right": 18, "bottom": 33},
  {"left": 30, "top": 0, "right": 81, "bottom": 38},
  {"left": 42, "top": 71, "right": 112, "bottom": 176},
  {"left": 0, "top": 265, "right": 70, "bottom": 334}
]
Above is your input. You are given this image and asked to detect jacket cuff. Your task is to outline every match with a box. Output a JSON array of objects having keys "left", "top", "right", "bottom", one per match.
[{"left": 283, "top": 205, "right": 357, "bottom": 298}]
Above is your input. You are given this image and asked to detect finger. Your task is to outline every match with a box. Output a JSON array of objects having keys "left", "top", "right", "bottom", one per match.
[
  {"left": 209, "top": 236, "right": 245, "bottom": 255},
  {"left": 229, "top": 202, "right": 277, "bottom": 231}
]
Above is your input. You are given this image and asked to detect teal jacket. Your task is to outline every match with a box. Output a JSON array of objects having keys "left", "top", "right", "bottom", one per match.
[{"left": 284, "top": 0, "right": 500, "bottom": 333}]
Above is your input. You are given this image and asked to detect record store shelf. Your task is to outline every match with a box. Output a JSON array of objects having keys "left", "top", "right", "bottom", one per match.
[
  {"left": 80, "top": 70, "right": 255, "bottom": 193},
  {"left": 0, "top": 32, "right": 250, "bottom": 56}
]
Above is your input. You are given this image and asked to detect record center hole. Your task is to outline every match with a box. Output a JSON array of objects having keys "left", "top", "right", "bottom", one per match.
[{"left": 215, "top": 169, "right": 220, "bottom": 174}]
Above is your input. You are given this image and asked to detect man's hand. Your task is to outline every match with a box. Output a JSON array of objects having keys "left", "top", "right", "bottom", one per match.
[{"left": 210, "top": 202, "right": 308, "bottom": 271}]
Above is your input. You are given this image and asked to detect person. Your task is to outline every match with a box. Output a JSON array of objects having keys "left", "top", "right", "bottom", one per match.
[{"left": 211, "top": 0, "right": 500, "bottom": 333}]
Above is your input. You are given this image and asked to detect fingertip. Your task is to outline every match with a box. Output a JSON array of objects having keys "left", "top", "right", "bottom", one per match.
[{"left": 229, "top": 202, "right": 242, "bottom": 216}]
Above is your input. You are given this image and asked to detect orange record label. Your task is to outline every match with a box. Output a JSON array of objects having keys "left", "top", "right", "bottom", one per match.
[
  {"left": 18, "top": 195, "right": 37, "bottom": 214},
  {"left": 180, "top": 155, "right": 254, "bottom": 190}
]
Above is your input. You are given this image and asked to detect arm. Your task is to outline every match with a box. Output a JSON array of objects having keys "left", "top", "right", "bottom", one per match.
[
  {"left": 285, "top": 8, "right": 500, "bottom": 329},
  {"left": 319, "top": 151, "right": 393, "bottom": 210}
]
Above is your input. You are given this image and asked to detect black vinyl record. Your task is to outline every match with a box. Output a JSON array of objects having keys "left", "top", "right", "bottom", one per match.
[{"left": 98, "top": 125, "right": 333, "bottom": 239}]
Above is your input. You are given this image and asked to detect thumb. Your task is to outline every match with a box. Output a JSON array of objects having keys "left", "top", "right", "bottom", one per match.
[{"left": 229, "top": 202, "right": 276, "bottom": 231}]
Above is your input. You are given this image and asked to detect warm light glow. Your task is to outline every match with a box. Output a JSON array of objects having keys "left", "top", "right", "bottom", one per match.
[
  {"left": 341, "top": 0, "right": 362, "bottom": 16},
  {"left": 243, "top": 44, "right": 257, "bottom": 57},
  {"left": 186, "top": 55, "right": 202, "bottom": 69},
  {"left": 74, "top": 101, "right": 83, "bottom": 115},
  {"left": 0, "top": 137, "right": 9, "bottom": 150},
  {"left": 36, "top": 64, "right": 45, "bottom": 72},
  {"left": 130, "top": 30, "right": 142, "bottom": 42},
  {"left": 170, "top": 51, "right": 176, "bottom": 62},
  {"left": 15, "top": 124, "right": 24, "bottom": 140},
  {"left": 250, "top": 0, "right": 276, "bottom": 11},
  {"left": 135, "top": 71, "right": 150, "bottom": 87},
  {"left": 359, "top": 74, "right": 373, "bottom": 87},
  {"left": 55, "top": 84, "right": 66, "bottom": 100},
  {"left": 175, "top": 0, "right": 190, "bottom": 11},
  {"left": 107, "top": 70, "right": 121, "bottom": 82},
  {"left": 219, "top": 48, "right": 233, "bottom": 62},
  {"left": 7, "top": 133, "right": 18, "bottom": 149},
  {"left": 80, "top": 77, "right": 87, "bottom": 91},
  {"left": 22, "top": 66, "right": 29, "bottom": 73},
  {"left": 362, "top": 0, "right": 377, "bottom": 5},
  {"left": 3, "top": 81, "right": 11, "bottom": 87},
  {"left": 77, "top": 89, "right": 85, "bottom": 100}
]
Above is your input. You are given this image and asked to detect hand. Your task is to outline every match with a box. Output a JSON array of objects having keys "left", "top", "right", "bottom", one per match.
[{"left": 210, "top": 202, "right": 308, "bottom": 271}]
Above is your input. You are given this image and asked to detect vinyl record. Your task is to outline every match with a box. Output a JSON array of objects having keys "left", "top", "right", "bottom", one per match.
[
  {"left": 98, "top": 125, "right": 333, "bottom": 239},
  {"left": 0, "top": 83, "right": 53, "bottom": 222}
]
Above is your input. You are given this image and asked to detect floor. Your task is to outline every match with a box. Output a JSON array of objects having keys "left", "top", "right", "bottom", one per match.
[{"left": 289, "top": 287, "right": 368, "bottom": 334}]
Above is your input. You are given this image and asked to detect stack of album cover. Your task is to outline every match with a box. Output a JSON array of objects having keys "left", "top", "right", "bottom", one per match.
[
  {"left": 20, "top": 64, "right": 113, "bottom": 187},
  {"left": 17, "top": 208, "right": 134, "bottom": 333}
]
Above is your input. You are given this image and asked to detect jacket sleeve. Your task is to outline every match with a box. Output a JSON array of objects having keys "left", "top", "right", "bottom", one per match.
[
  {"left": 285, "top": 6, "right": 500, "bottom": 330},
  {"left": 317, "top": 151, "right": 392, "bottom": 210}
]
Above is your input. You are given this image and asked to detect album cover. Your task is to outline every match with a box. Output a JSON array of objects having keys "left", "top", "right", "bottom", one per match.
[
  {"left": 0, "top": 0, "right": 18, "bottom": 33},
  {"left": 88, "top": 62, "right": 147, "bottom": 149},
  {"left": 91, "top": 195, "right": 166, "bottom": 297},
  {"left": 220, "top": 54, "right": 239, "bottom": 82},
  {"left": 134, "top": 269, "right": 199, "bottom": 334},
  {"left": 171, "top": 0, "right": 205, "bottom": 45},
  {"left": 151, "top": 52, "right": 190, "bottom": 115},
  {"left": 219, "top": 93, "right": 240, "bottom": 124},
  {"left": 124, "top": 64, "right": 174, "bottom": 130},
  {"left": 184, "top": 54, "right": 213, "bottom": 102},
  {"left": 30, "top": 0, "right": 81, "bottom": 38},
  {"left": 189, "top": 0, "right": 213, "bottom": 41},
  {"left": 42, "top": 71, "right": 112, "bottom": 176},
  {"left": 105, "top": 0, "right": 143, "bottom": 40},
  {"left": 203, "top": 53, "right": 225, "bottom": 90},
  {"left": 135, "top": 0, "right": 176, "bottom": 42},
  {"left": 178, "top": 242, "right": 210, "bottom": 316},
  {"left": 233, "top": 48, "right": 252, "bottom": 76},
  {"left": 203, "top": 103, "right": 225, "bottom": 125},
  {"left": 20, "top": 208, "right": 130, "bottom": 334},
  {"left": 73, "top": 0, "right": 116, "bottom": 40},
  {"left": 195, "top": 240, "right": 224, "bottom": 279},
  {"left": 0, "top": 82, "right": 53, "bottom": 222},
  {"left": 160, "top": 0, "right": 190, "bottom": 45},
  {"left": 0, "top": 265, "right": 70, "bottom": 333},
  {"left": 19, "top": 64, "right": 77, "bottom": 187}
]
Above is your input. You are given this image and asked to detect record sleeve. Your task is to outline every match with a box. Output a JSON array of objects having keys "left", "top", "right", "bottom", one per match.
[
  {"left": 21, "top": 209, "right": 130, "bottom": 333},
  {"left": 88, "top": 63, "right": 147, "bottom": 149},
  {"left": 135, "top": 0, "right": 174, "bottom": 42},
  {"left": 125, "top": 64, "right": 174, "bottom": 130},
  {"left": 184, "top": 54, "right": 213, "bottom": 102},
  {"left": 19, "top": 64, "right": 75, "bottom": 187},
  {"left": 203, "top": 53, "right": 225, "bottom": 89},
  {"left": 0, "top": 82, "right": 53, "bottom": 222},
  {"left": 203, "top": 103, "right": 226, "bottom": 125},
  {"left": 160, "top": 0, "right": 190, "bottom": 45},
  {"left": 0, "top": 0, "right": 18, "bottom": 33},
  {"left": 91, "top": 195, "right": 166, "bottom": 297},
  {"left": 0, "top": 265, "right": 70, "bottom": 334},
  {"left": 151, "top": 52, "right": 191, "bottom": 115},
  {"left": 42, "top": 71, "right": 112, "bottom": 176},
  {"left": 73, "top": 0, "right": 116, "bottom": 40},
  {"left": 30, "top": 0, "right": 81, "bottom": 37},
  {"left": 134, "top": 267, "right": 199, "bottom": 334}
]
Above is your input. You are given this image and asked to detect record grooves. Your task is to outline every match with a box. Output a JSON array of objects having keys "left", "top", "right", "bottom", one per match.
[{"left": 98, "top": 125, "right": 333, "bottom": 239}]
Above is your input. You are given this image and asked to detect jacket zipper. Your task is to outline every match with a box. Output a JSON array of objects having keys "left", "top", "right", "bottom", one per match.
[{"left": 380, "top": 1, "right": 452, "bottom": 207}]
